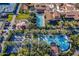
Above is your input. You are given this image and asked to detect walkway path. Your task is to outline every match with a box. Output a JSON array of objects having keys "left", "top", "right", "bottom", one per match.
[
  {"left": 10, "top": 3, "right": 22, "bottom": 29},
  {"left": 2, "top": 3, "right": 22, "bottom": 53},
  {"left": 73, "top": 50, "right": 79, "bottom": 56}
]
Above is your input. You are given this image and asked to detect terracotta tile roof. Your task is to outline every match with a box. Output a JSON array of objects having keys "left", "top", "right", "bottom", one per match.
[
  {"left": 44, "top": 11, "right": 61, "bottom": 20},
  {"left": 35, "top": 4, "right": 46, "bottom": 10},
  {"left": 21, "top": 4, "right": 28, "bottom": 10},
  {"left": 60, "top": 4, "right": 75, "bottom": 11},
  {"left": 64, "top": 11, "right": 79, "bottom": 20}
]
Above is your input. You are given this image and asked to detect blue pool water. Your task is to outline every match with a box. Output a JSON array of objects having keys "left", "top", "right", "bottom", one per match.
[
  {"left": 38, "top": 35, "right": 70, "bottom": 52},
  {"left": 36, "top": 13, "right": 44, "bottom": 27}
]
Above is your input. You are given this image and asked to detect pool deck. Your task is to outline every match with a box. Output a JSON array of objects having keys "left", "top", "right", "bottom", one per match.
[{"left": 38, "top": 34, "right": 71, "bottom": 52}]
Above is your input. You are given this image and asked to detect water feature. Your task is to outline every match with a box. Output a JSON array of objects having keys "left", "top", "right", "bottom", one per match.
[
  {"left": 38, "top": 34, "right": 71, "bottom": 52},
  {"left": 36, "top": 13, "right": 45, "bottom": 27}
]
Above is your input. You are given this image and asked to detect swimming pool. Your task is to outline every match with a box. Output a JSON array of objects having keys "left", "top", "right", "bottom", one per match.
[
  {"left": 38, "top": 34, "right": 71, "bottom": 52},
  {"left": 36, "top": 13, "right": 45, "bottom": 27}
]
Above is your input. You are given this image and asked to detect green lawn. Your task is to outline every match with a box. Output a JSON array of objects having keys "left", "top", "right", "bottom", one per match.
[
  {"left": 16, "top": 10, "right": 31, "bottom": 20},
  {"left": 7, "top": 10, "right": 31, "bottom": 21},
  {"left": 16, "top": 13, "right": 31, "bottom": 20},
  {"left": 7, "top": 15, "right": 13, "bottom": 22}
]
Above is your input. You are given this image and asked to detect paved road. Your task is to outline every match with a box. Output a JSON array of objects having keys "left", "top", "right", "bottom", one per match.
[
  {"left": 2, "top": 3, "right": 22, "bottom": 53},
  {"left": 10, "top": 3, "right": 22, "bottom": 29},
  {"left": 73, "top": 50, "right": 79, "bottom": 56}
]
